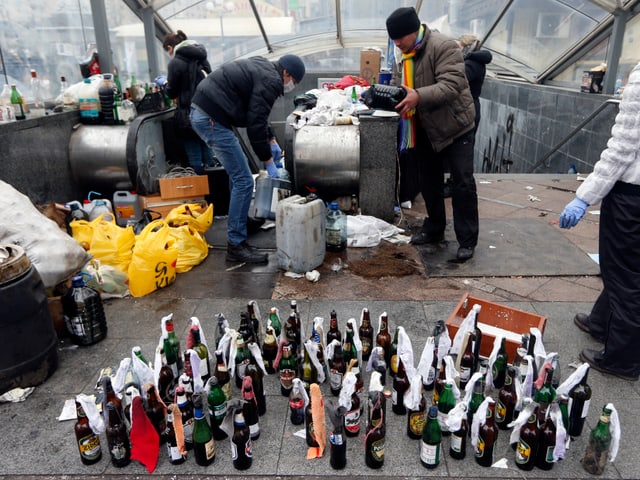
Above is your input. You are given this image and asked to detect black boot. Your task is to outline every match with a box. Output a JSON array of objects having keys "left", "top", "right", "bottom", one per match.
[{"left": 226, "top": 242, "right": 268, "bottom": 263}]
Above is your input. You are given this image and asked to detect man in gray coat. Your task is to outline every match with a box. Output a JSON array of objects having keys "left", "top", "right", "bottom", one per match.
[{"left": 387, "top": 7, "right": 479, "bottom": 261}]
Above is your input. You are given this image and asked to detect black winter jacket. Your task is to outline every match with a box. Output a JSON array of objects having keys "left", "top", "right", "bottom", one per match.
[
  {"left": 463, "top": 49, "right": 492, "bottom": 128},
  {"left": 165, "top": 41, "right": 211, "bottom": 133},
  {"left": 191, "top": 56, "right": 283, "bottom": 162}
]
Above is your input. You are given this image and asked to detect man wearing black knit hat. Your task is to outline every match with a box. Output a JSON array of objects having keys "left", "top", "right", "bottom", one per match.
[
  {"left": 191, "top": 54, "right": 306, "bottom": 263},
  {"left": 386, "top": 7, "right": 479, "bottom": 261}
]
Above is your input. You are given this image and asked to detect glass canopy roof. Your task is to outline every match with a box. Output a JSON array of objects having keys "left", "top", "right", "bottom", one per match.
[{"left": 0, "top": 0, "right": 638, "bottom": 100}]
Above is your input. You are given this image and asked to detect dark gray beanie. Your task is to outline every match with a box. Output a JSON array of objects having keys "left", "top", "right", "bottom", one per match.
[
  {"left": 386, "top": 7, "right": 421, "bottom": 40},
  {"left": 279, "top": 54, "right": 306, "bottom": 83}
]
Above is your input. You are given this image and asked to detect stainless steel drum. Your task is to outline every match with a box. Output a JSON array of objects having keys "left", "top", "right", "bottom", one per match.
[
  {"left": 68, "top": 110, "right": 173, "bottom": 195},
  {"left": 292, "top": 124, "right": 360, "bottom": 200}
]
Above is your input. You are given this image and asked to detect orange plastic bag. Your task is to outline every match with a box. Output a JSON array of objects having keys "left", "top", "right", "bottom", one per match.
[
  {"left": 165, "top": 203, "right": 213, "bottom": 234},
  {"left": 169, "top": 224, "right": 209, "bottom": 273},
  {"left": 87, "top": 214, "right": 135, "bottom": 273},
  {"left": 128, "top": 220, "right": 178, "bottom": 297}
]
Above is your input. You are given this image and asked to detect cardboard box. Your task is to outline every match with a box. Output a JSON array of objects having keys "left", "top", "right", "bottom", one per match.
[
  {"left": 159, "top": 175, "right": 209, "bottom": 200},
  {"left": 445, "top": 293, "right": 547, "bottom": 362},
  {"left": 360, "top": 49, "right": 381, "bottom": 85},
  {"left": 140, "top": 195, "right": 207, "bottom": 219}
]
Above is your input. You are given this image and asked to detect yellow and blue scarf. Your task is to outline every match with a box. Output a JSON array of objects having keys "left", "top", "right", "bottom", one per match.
[{"left": 399, "top": 25, "right": 425, "bottom": 152}]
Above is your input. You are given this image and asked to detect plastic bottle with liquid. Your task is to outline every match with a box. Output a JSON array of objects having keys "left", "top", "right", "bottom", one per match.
[
  {"left": 325, "top": 202, "right": 347, "bottom": 252},
  {"left": 99, "top": 73, "right": 116, "bottom": 125},
  {"left": 78, "top": 78, "right": 100, "bottom": 124},
  {"left": 62, "top": 274, "right": 108, "bottom": 346}
]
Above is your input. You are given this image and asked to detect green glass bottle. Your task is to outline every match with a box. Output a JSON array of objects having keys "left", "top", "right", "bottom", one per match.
[
  {"left": 301, "top": 341, "right": 318, "bottom": 387},
  {"left": 10, "top": 84, "right": 26, "bottom": 120},
  {"left": 420, "top": 405, "right": 442, "bottom": 468},
  {"left": 192, "top": 394, "right": 215, "bottom": 466},
  {"left": 191, "top": 326, "right": 210, "bottom": 383},
  {"left": 206, "top": 377, "right": 227, "bottom": 427},
  {"left": 492, "top": 337, "right": 508, "bottom": 388},
  {"left": 534, "top": 367, "right": 556, "bottom": 412},
  {"left": 165, "top": 316, "right": 183, "bottom": 372},
  {"left": 235, "top": 333, "right": 251, "bottom": 389},
  {"left": 437, "top": 382, "right": 456, "bottom": 435},
  {"left": 268, "top": 307, "right": 282, "bottom": 337},
  {"left": 468, "top": 376, "right": 485, "bottom": 429},
  {"left": 582, "top": 406, "right": 612, "bottom": 475}
]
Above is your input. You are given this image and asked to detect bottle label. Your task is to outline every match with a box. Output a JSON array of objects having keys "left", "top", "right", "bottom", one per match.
[
  {"left": 369, "top": 437, "right": 385, "bottom": 461},
  {"left": 280, "top": 368, "right": 295, "bottom": 391},
  {"left": 475, "top": 437, "right": 485, "bottom": 458},
  {"left": 459, "top": 366, "right": 471, "bottom": 383},
  {"left": 78, "top": 433, "right": 101, "bottom": 460},
  {"left": 408, "top": 409, "right": 427, "bottom": 436},
  {"left": 168, "top": 444, "right": 183, "bottom": 461},
  {"left": 68, "top": 315, "right": 87, "bottom": 337},
  {"left": 450, "top": 434, "right": 463, "bottom": 453},
  {"left": 582, "top": 399, "right": 591, "bottom": 419},
  {"left": 183, "top": 417, "right": 194, "bottom": 439},
  {"left": 425, "top": 366, "right": 436, "bottom": 386},
  {"left": 110, "top": 440, "right": 127, "bottom": 460},
  {"left": 420, "top": 441, "right": 439, "bottom": 464},
  {"left": 361, "top": 338, "right": 371, "bottom": 355},
  {"left": 289, "top": 398, "right": 304, "bottom": 410},
  {"left": 330, "top": 432, "right": 343, "bottom": 446},
  {"left": 544, "top": 445, "right": 554, "bottom": 463},
  {"left": 329, "top": 369, "right": 343, "bottom": 391},
  {"left": 391, "top": 389, "right": 398, "bottom": 406},
  {"left": 515, "top": 439, "right": 532, "bottom": 463},
  {"left": 236, "top": 359, "right": 249, "bottom": 379},
  {"left": 496, "top": 401, "right": 507, "bottom": 422},
  {"left": 214, "top": 402, "right": 227, "bottom": 423},
  {"left": 326, "top": 227, "right": 343, "bottom": 247},
  {"left": 344, "top": 407, "right": 360, "bottom": 433},
  {"left": 249, "top": 422, "right": 260, "bottom": 437},
  {"left": 390, "top": 354, "right": 398, "bottom": 374},
  {"left": 204, "top": 438, "right": 215, "bottom": 460}
]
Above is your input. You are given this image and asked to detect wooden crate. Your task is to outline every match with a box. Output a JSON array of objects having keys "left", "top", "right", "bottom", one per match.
[
  {"left": 159, "top": 175, "right": 209, "bottom": 200},
  {"left": 140, "top": 195, "right": 207, "bottom": 219},
  {"left": 445, "top": 293, "right": 547, "bottom": 362}
]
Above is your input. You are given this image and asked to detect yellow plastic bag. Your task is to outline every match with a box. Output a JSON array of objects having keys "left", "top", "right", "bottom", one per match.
[
  {"left": 128, "top": 219, "right": 178, "bottom": 297},
  {"left": 70, "top": 218, "right": 94, "bottom": 250},
  {"left": 169, "top": 224, "right": 209, "bottom": 273},
  {"left": 88, "top": 214, "right": 135, "bottom": 273},
  {"left": 165, "top": 203, "right": 214, "bottom": 233}
]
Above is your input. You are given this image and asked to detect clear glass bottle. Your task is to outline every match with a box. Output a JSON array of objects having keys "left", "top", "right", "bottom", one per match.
[
  {"left": 29, "top": 69, "right": 45, "bottom": 118},
  {"left": 326, "top": 202, "right": 347, "bottom": 252}
]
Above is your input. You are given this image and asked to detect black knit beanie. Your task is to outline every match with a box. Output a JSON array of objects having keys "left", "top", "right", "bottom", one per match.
[{"left": 386, "top": 7, "right": 421, "bottom": 40}]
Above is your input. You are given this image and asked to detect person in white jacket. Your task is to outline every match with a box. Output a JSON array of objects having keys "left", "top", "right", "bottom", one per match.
[{"left": 559, "top": 61, "right": 640, "bottom": 382}]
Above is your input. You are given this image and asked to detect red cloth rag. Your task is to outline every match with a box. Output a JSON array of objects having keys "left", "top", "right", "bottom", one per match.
[{"left": 129, "top": 396, "right": 160, "bottom": 473}]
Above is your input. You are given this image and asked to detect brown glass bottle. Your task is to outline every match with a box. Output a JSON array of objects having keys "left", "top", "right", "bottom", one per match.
[
  {"left": 305, "top": 390, "right": 319, "bottom": 448},
  {"left": 158, "top": 350, "right": 176, "bottom": 405},
  {"left": 102, "top": 376, "right": 123, "bottom": 418},
  {"left": 238, "top": 312, "right": 256, "bottom": 346},
  {"left": 262, "top": 325, "right": 278, "bottom": 374},
  {"left": 190, "top": 326, "right": 211, "bottom": 384},
  {"left": 536, "top": 413, "right": 556, "bottom": 470},
  {"left": 175, "top": 386, "right": 194, "bottom": 450},
  {"left": 365, "top": 390, "right": 386, "bottom": 468},
  {"left": 472, "top": 314, "right": 483, "bottom": 372},
  {"left": 242, "top": 376, "right": 260, "bottom": 440},
  {"left": 375, "top": 312, "right": 392, "bottom": 366},
  {"left": 458, "top": 332, "right": 475, "bottom": 390},
  {"left": 389, "top": 327, "right": 400, "bottom": 377},
  {"left": 406, "top": 388, "right": 427, "bottom": 439},
  {"left": 496, "top": 366, "right": 518, "bottom": 430},
  {"left": 327, "top": 310, "right": 342, "bottom": 345},
  {"left": 232, "top": 408, "right": 253, "bottom": 470},
  {"left": 145, "top": 385, "right": 168, "bottom": 444},
  {"left": 568, "top": 368, "right": 592, "bottom": 438},
  {"left": 344, "top": 390, "right": 361, "bottom": 437},
  {"left": 449, "top": 405, "right": 468, "bottom": 460},
  {"left": 166, "top": 406, "right": 186, "bottom": 465},
  {"left": 328, "top": 340, "right": 346, "bottom": 396},
  {"left": 492, "top": 337, "right": 508, "bottom": 389},
  {"left": 289, "top": 300, "right": 302, "bottom": 347},
  {"left": 359, "top": 308, "right": 374, "bottom": 362},
  {"left": 213, "top": 351, "right": 231, "bottom": 401},
  {"left": 246, "top": 301, "right": 261, "bottom": 348},
  {"left": 74, "top": 400, "right": 102, "bottom": 465},
  {"left": 475, "top": 400, "right": 498, "bottom": 467},
  {"left": 515, "top": 404, "right": 540, "bottom": 470},
  {"left": 245, "top": 350, "right": 266, "bottom": 416},
  {"left": 392, "top": 357, "right": 410, "bottom": 415},
  {"left": 432, "top": 358, "right": 446, "bottom": 405},
  {"left": 234, "top": 334, "right": 251, "bottom": 389},
  {"left": 278, "top": 341, "right": 297, "bottom": 396},
  {"left": 105, "top": 401, "right": 131, "bottom": 467}
]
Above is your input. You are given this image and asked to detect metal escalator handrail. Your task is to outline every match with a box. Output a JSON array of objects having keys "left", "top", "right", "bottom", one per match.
[{"left": 529, "top": 98, "right": 620, "bottom": 173}]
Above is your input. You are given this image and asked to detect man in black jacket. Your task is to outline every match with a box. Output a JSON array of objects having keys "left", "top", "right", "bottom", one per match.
[{"left": 190, "top": 55, "right": 305, "bottom": 263}]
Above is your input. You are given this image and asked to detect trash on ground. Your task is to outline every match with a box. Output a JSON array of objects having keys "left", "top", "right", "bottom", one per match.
[
  {"left": 0, "top": 387, "right": 35, "bottom": 403},
  {"left": 305, "top": 270, "right": 320, "bottom": 282},
  {"left": 284, "top": 271, "right": 304, "bottom": 279}
]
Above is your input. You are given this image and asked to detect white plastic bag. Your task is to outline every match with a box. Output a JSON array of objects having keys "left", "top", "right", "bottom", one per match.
[
  {"left": 0, "top": 180, "right": 90, "bottom": 288},
  {"left": 346, "top": 215, "right": 403, "bottom": 247}
]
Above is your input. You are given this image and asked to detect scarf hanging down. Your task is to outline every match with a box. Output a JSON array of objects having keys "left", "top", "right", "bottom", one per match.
[{"left": 399, "top": 25, "right": 425, "bottom": 152}]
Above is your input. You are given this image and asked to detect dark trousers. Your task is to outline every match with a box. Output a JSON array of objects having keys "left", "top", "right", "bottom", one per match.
[
  {"left": 414, "top": 130, "right": 479, "bottom": 248},
  {"left": 592, "top": 181, "right": 640, "bottom": 377}
]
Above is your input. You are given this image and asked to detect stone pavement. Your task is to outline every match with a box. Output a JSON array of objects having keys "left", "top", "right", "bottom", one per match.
[{"left": 1, "top": 174, "right": 638, "bottom": 480}]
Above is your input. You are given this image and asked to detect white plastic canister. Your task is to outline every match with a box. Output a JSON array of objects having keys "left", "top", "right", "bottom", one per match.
[
  {"left": 113, "top": 190, "right": 141, "bottom": 226},
  {"left": 276, "top": 195, "right": 326, "bottom": 273}
]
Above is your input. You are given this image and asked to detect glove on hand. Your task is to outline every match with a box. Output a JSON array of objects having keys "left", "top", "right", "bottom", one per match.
[
  {"left": 265, "top": 161, "right": 279, "bottom": 179},
  {"left": 154, "top": 75, "right": 167, "bottom": 88},
  {"left": 270, "top": 143, "right": 283, "bottom": 167},
  {"left": 559, "top": 197, "right": 588, "bottom": 229}
]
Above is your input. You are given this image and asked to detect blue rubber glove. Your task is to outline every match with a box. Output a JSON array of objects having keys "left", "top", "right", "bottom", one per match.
[
  {"left": 155, "top": 75, "right": 167, "bottom": 88},
  {"left": 559, "top": 197, "right": 589, "bottom": 229},
  {"left": 270, "top": 143, "right": 283, "bottom": 167},
  {"left": 265, "top": 161, "right": 279, "bottom": 179}
]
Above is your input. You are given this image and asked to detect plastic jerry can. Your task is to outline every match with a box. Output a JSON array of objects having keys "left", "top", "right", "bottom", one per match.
[
  {"left": 253, "top": 173, "right": 292, "bottom": 220},
  {"left": 276, "top": 195, "right": 326, "bottom": 273},
  {"left": 84, "top": 191, "right": 114, "bottom": 222},
  {"left": 113, "top": 190, "right": 141, "bottom": 226}
]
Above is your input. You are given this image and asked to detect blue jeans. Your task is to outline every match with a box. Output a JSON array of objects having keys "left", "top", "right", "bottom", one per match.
[
  {"left": 183, "top": 137, "right": 215, "bottom": 174},
  {"left": 190, "top": 106, "right": 252, "bottom": 245}
]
